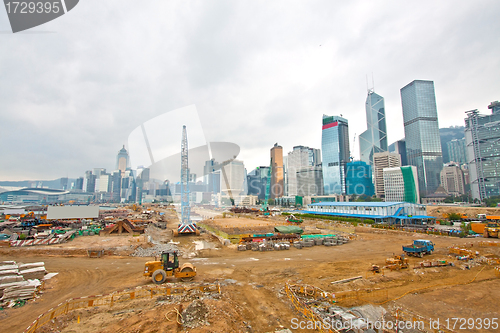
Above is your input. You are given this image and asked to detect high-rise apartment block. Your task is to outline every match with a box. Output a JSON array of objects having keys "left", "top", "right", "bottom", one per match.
[
  {"left": 401, "top": 80, "right": 443, "bottom": 195},
  {"left": 359, "top": 90, "right": 387, "bottom": 165},
  {"left": 383, "top": 166, "right": 420, "bottom": 203},
  {"left": 270, "top": 143, "right": 284, "bottom": 199},
  {"left": 373, "top": 152, "right": 401, "bottom": 198},
  {"left": 440, "top": 164, "right": 465, "bottom": 196},
  {"left": 321, "top": 115, "right": 350, "bottom": 195},
  {"left": 465, "top": 101, "right": 500, "bottom": 200}
]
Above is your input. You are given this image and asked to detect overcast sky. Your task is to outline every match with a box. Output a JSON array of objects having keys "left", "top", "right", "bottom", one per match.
[{"left": 1, "top": 1, "right": 499, "bottom": 181}]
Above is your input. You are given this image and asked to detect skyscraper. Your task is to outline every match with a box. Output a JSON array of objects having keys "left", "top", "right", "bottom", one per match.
[
  {"left": 247, "top": 166, "right": 270, "bottom": 200},
  {"left": 359, "top": 90, "right": 387, "bottom": 165},
  {"left": 346, "top": 161, "right": 375, "bottom": 197},
  {"left": 389, "top": 139, "right": 408, "bottom": 166},
  {"left": 220, "top": 160, "right": 246, "bottom": 200},
  {"left": 447, "top": 138, "right": 466, "bottom": 165},
  {"left": 286, "top": 146, "right": 322, "bottom": 196},
  {"left": 401, "top": 80, "right": 443, "bottom": 195},
  {"left": 465, "top": 101, "right": 500, "bottom": 200},
  {"left": 373, "top": 151, "right": 401, "bottom": 198},
  {"left": 116, "top": 145, "right": 129, "bottom": 176},
  {"left": 321, "top": 115, "right": 350, "bottom": 195},
  {"left": 270, "top": 143, "right": 284, "bottom": 199},
  {"left": 296, "top": 166, "right": 324, "bottom": 196}
]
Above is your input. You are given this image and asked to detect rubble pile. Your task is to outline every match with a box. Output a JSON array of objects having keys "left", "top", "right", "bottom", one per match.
[
  {"left": 130, "top": 243, "right": 178, "bottom": 257},
  {"left": 182, "top": 299, "right": 210, "bottom": 328}
]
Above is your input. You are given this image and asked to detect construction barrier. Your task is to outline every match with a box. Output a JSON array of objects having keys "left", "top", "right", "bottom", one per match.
[
  {"left": 285, "top": 284, "right": 340, "bottom": 333},
  {"left": 10, "top": 238, "right": 62, "bottom": 247},
  {"left": 24, "top": 283, "right": 221, "bottom": 333},
  {"left": 478, "top": 241, "right": 500, "bottom": 247},
  {"left": 288, "top": 283, "right": 388, "bottom": 304}
]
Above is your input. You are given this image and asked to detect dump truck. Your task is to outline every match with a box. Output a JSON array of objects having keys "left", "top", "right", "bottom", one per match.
[
  {"left": 402, "top": 239, "right": 434, "bottom": 257},
  {"left": 483, "top": 222, "right": 500, "bottom": 238},
  {"left": 143, "top": 250, "right": 196, "bottom": 284}
]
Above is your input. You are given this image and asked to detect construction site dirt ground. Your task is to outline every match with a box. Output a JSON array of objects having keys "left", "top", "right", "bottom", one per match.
[
  {"left": 1, "top": 221, "right": 500, "bottom": 332},
  {"left": 426, "top": 205, "right": 500, "bottom": 218}
]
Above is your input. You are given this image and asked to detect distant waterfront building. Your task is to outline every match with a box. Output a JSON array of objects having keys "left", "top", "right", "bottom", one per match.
[
  {"left": 465, "top": 101, "right": 500, "bottom": 200},
  {"left": 75, "top": 177, "right": 84, "bottom": 191},
  {"left": 203, "top": 159, "right": 221, "bottom": 194},
  {"left": 346, "top": 161, "right": 375, "bottom": 197},
  {"left": 97, "top": 173, "right": 111, "bottom": 193},
  {"left": 116, "top": 146, "right": 129, "bottom": 176},
  {"left": 440, "top": 164, "right": 465, "bottom": 196},
  {"left": 447, "top": 138, "right": 466, "bottom": 165},
  {"left": 359, "top": 90, "right": 387, "bottom": 165},
  {"left": 373, "top": 152, "right": 401, "bottom": 198},
  {"left": 383, "top": 166, "right": 420, "bottom": 203},
  {"left": 401, "top": 80, "right": 443, "bottom": 195},
  {"left": 321, "top": 115, "right": 350, "bottom": 195},
  {"left": 83, "top": 171, "right": 96, "bottom": 193},
  {"left": 111, "top": 171, "right": 122, "bottom": 202},
  {"left": 121, "top": 169, "right": 136, "bottom": 202},
  {"left": 270, "top": 143, "right": 284, "bottom": 199},
  {"left": 388, "top": 139, "right": 408, "bottom": 166}
]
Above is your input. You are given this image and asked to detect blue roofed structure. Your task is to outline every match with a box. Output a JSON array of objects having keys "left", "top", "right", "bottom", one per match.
[{"left": 304, "top": 201, "right": 435, "bottom": 225}]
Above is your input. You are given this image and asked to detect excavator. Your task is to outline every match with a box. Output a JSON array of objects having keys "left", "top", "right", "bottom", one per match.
[{"left": 143, "top": 250, "right": 196, "bottom": 284}]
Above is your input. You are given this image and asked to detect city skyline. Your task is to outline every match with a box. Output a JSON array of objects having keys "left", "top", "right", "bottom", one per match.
[{"left": 1, "top": 2, "right": 500, "bottom": 181}]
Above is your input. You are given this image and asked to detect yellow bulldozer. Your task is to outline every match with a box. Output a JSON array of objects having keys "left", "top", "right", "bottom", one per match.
[
  {"left": 143, "top": 250, "right": 196, "bottom": 284},
  {"left": 483, "top": 222, "right": 500, "bottom": 238},
  {"left": 384, "top": 255, "right": 409, "bottom": 271}
]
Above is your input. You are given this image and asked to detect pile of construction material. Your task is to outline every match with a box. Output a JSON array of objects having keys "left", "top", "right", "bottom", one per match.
[
  {"left": 294, "top": 236, "right": 348, "bottom": 249},
  {"left": 238, "top": 242, "right": 291, "bottom": 251},
  {"left": 237, "top": 235, "right": 349, "bottom": 251},
  {"left": 0, "top": 261, "right": 49, "bottom": 305}
]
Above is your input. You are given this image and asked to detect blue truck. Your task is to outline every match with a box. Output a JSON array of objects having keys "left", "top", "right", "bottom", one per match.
[{"left": 402, "top": 239, "right": 434, "bottom": 257}]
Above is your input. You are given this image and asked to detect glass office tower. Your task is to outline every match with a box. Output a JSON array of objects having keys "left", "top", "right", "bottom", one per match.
[
  {"left": 401, "top": 80, "right": 443, "bottom": 195},
  {"left": 465, "top": 101, "right": 500, "bottom": 200},
  {"left": 359, "top": 90, "right": 388, "bottom": 165},
  {"left": 321, "top": 115, "right": 350, "bottom": 195}
]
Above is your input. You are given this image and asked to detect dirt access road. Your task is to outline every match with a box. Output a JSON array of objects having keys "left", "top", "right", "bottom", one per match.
[{"left": 1, "top": 228, "right": 500, "bottom": 332}]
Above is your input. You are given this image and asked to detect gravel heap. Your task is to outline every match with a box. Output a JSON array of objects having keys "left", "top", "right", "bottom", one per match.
[
  {"left": 129, "top": 243, "right": 179, "bottom": 257},
  {"left": 182, "top": 299, "right": 210, "bottom": 328}
]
